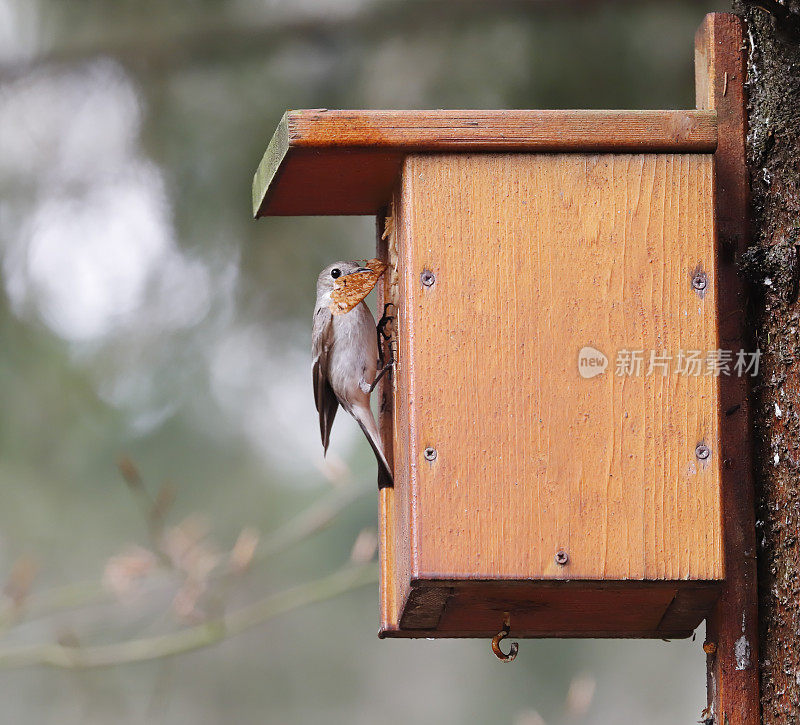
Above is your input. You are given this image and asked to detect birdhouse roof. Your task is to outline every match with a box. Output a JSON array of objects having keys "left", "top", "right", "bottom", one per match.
[{"left": 252, "top": 109, "right": 717, "bottom": 217}]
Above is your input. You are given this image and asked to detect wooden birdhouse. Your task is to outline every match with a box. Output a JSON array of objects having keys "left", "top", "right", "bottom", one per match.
[{"left": 252, "top": 16, "right": 749, "bottom": 643}]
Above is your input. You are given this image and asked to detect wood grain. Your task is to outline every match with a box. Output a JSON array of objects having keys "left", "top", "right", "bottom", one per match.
[
  {"left": 395, "top": 582, "right": 720, "bottom": 639},
  {"left": 696, "top": 13, "right": 761, "bottom": 724},
  {"left": 377, "top": 209, "right": 401, "bottom": 635},
  {"left": 380, "top": 152, "right": 724, "bottom": 637},
  {"left": 252, "top": 110, "right": 718, "bottom": 216}
]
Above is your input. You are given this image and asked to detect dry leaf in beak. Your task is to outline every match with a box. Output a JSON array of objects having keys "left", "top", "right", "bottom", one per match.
[{"left": 329, "top": 258, "right": 388, "bottom": 314}]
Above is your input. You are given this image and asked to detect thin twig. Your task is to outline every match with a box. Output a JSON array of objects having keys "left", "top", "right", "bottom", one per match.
[
  {"left": 0, "top": 580, "right": 112, "bottom": 634},
  {"left": 255, "top": 485, "right": 367, "bottom": 562},
  {"left": 0, "top": 562, "right": 376, "bottom": 669},
  {"left": 1, "top": 485, "right": 367, "bottom": 630}
]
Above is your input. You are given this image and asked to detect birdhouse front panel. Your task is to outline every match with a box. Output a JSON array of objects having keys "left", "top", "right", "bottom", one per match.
[{"left": 378, "top": 152, "right": 723, "bottom": 638}]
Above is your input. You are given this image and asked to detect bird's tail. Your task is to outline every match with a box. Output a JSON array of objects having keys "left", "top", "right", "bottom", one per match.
[{"left": 352, "top": 404, "right": 394, "bottom": 489}]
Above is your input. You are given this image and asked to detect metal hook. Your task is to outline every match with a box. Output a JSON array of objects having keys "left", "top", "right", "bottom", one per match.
[{"left": 491, "top": 613, "right": 519, "bottom": 663}]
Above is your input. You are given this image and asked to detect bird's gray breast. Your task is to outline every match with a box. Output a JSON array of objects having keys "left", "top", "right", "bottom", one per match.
[{"left": 328, "top": 302, "right": 378, "bottom": 407}]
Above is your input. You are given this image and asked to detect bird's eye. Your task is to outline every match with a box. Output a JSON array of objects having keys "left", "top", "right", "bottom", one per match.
[{"left": 330, "top": 268, "right": 342, "bottom": 279}]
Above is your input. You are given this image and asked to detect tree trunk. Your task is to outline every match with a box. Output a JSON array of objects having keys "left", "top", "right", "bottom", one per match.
[{"left": 732, "top": 2, "right": 800, "bottom": 721}]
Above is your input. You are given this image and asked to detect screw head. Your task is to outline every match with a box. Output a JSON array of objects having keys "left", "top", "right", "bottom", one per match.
[
  {"left": 692, "top": 272, "right": 707, "bottom": 292},
  {"left": 423, "top": 447, "right": 437, "bottom": 461},
  {"left": 696, "top": 444, "right": 711, "bottom": 461},
  {"left": 420, "top": 269, "right": 436, "bottom": 287},
  {"left": 554, "top": 549, "right": 569, "bottom": 566}
]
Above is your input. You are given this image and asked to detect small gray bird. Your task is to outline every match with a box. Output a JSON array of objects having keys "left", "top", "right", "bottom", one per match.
[{"left": 312, "top": 261, "right": 394, "bottom": 488}]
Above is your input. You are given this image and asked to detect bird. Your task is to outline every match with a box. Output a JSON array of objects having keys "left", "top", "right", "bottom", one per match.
[{"left": 312, "top": 260, "right": 394, "bottom": 489}]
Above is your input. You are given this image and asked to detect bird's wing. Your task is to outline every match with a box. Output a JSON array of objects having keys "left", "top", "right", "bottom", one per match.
[
  {"left": 353, "top": 408, "right": 394, "bottom": 489},
  {"left": 312, "top": 306, "right": 338, "bottom": 453}
]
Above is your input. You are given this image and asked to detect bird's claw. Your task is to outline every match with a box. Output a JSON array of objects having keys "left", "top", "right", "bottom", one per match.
[
  {"left": 376, "top": 303, "right": 396, "bottom": 368},
  {"left": 369, "top": 360, "right": 395, "bottom": 393},
  {"left": 377, "top": 303, "right": 395, "bottom": 340}
]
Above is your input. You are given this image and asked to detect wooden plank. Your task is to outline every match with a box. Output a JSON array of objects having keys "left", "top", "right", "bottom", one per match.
[
  {"left": 659, "top": 584, "right": 722, "bottom": 635},
  {"left": 252, "top": 109, "right": 718, "bottom": 216},
  {"left": 391, "top": 179, "right": 417, "bottom": 633},
  {"left": 399, "top": 586, "right": 451, "bottom": 630},
  {"left": 436, "top": 585, "right": 679, "bottom": 637},
  {"left": 377, "top": 190, "right": 415, "bottom": 637},
  {"left": 381, "top": 580, "right": 721, "bottom": 639},
  {"left": 280, "top": 109, "right": 719, "bottom": 150},
  {"left": 376, "top": 212, "right": 399, "bottom": 635},
  {"left": 695, "top": 13, "right": 761, "bottom": 725},
  {"left": 396, "top": 152, "right": 723, "bottom": 593}
]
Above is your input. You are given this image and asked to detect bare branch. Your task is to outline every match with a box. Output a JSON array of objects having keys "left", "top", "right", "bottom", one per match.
[
  {"left": 0, "top": 483, "right": 366, "bottom": 631},
  {"left": 255, "top": 484, "right": 366, "bottom": 562},
  {"left": 0, "top": 562, "right": 376, "bottom": 669}
]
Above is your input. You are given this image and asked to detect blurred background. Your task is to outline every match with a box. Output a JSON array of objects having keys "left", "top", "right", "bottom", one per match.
[{"left": 0, "top": 1, "right": 729, "bottom": 723}]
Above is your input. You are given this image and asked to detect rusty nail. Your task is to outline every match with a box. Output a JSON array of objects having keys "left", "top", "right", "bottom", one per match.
[
  {"left": 696, "top": 444, "right": 711, "bottom": 461},
  {"left": 692, "top": 272, "right": 708, "bottom": 292},
  {"left": 703, "top": 641, "right": 717, "bottom": 655},
  {"left": 723, "top": 458, "right": 733, "bottom": 469},
  {"left": 554, "top": 549, "right": 569, "bottom": 566},
  {"left": 423, "top": 447, "right": 437, "bottom": 461},
  {"left": 420, "top": 269, "right": 435, "bottom": 287}
]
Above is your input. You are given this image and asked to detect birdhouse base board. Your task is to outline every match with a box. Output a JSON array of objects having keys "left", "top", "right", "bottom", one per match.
[{"left": 378, "top": 580, "right": 720, "bottom": 639}]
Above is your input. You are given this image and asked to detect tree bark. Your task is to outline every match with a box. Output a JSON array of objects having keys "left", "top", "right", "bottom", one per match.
[{"left": 732, "top": 2, "right": 800, "bottom": 721}]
